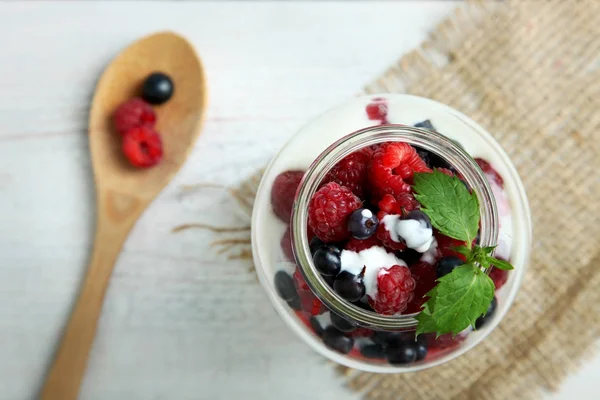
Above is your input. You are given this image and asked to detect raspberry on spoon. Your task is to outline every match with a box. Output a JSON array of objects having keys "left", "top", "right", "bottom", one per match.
[
  {"left": 122, "top": 126, "right": 163, "bottom": 168},
  {"left": 113, "top": 97, "right": 156, "bottom": 135}
]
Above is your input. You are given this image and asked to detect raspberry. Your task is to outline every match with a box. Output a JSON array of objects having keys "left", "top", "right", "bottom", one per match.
[
  {"left": 427, "top": 332, "right": 467, "bottom": 350},
  {"left": 437, "top": 168, "right": 455, "bottom": 177},
  {"left": 308, "top": 182, "right": 362, "bottom": 243},
  {"left": 345, "top": 235, "right": 383, "bottom": 252},
  {"left": 369, "top": 143, "right": 431, "bottom": 201},
  {"left": 365, "top": 98, "right": 388, "bottom": 123},
  {"left": 280, "top": 228, "right": 294, "bottom": 261},
  {"left": 322, "top": 148, "right": 372, "bottom": 198},
  {"left": 376, "top": 211, "right": 406, "bottom": 251},
  {"left": 377, "top": 193, "right": 420, "bottom": 215},
  {"left": 405, "top": 262, "right": 437, "bottom": 314},
  {"left": 271, "top": 170, "right": 304, "bottom": 222},
  {"left": 435, "top": 231, "right": 468, "bottom": 260},
  {"left": 475, "top": 158, "right": 504, "bottom": 188},
  {"left": 122, "top": 126, "right": 163, "bottom": 168},
  {"left": 301, "top": 295, "right": 327, "bottom": 316},
  {"left": 293, "top": 267, "right": 310, "bottom": 291},
  {"left": 292, "top": 267, "right": 327, "bottom": 315},
  {"left": 489, "top": 266, "right": 509, "bottom": 289},
  {"left": 113, "top": 98, "right": 156, "bottom": 135},
  {"left": 368, "top": 265, "right": 416, "bottom": 315}
]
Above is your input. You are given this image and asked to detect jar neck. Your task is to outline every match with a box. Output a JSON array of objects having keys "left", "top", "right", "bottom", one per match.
[{"left": 290, "top": 125, "right": 499, "bottom": 329}]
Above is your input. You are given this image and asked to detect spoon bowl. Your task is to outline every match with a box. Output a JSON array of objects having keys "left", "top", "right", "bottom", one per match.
[
  {"left": 40, "top": 31, "right": 206, "bottom": 400},
  {"left": 90, "top": 31, "right": 206, "bottom": 196}
]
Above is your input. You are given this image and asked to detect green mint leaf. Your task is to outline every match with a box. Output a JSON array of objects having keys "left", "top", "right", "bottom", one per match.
[
  {"left": 478, "top": 255, "right": 492, "bottom": 269},
  {"left": 415, "top": 297, "right": 438, "bottom": 336},
  {"left": 413, "top": 170, "right": 480, "bottom": 244},
  {"left": 488, "top": 257, "right": 514, "bottom": 271},
  {"left": 452, "top": 245, "right": 473, "bottom": 259},
  {"left": 482, "top": 246, "right": 497, "bottom": 255},
  {"left": 430, "top": 264, "right": 495, "bottom": 335}
]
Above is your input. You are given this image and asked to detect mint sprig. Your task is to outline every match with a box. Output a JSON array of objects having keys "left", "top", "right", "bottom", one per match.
[
  {"left": 412, "top": 170, "right": 515, "bottom": 336},
  {"left": 417, "top": 264, "right": 495, "bottom": 336},
  {"left": 413, "top": 170, "right": 479, "bottom": 246}
]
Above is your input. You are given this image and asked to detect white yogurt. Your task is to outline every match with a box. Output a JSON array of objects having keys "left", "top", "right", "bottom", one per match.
[
  {"left": 381, "top": 214, "right": 434, "bottom": 253},
  {"left": 340, "top": 246, "right": 406, "bottom": 297},
  {"left": 381, "top": 214, "right": 402, "bottom": 242},
  {"left": 420, "top": 237, "right": 439, "bottom": 265}
]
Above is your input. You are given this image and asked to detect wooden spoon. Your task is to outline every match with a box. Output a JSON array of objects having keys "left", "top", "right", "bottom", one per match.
[{"left": 40, "top": 31, "right": 206, "bottom": 400}]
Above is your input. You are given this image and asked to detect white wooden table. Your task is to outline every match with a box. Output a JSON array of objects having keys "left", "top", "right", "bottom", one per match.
[{"left": 0, "top": 2, "right": 596, "bottom": 399}]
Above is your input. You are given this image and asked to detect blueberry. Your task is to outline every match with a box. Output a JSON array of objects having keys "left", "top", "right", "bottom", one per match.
[
  {"left": 313, "top": 245, "right": 341, "bottom": 276},
  {"left": 274, "top": 271, "right": 298, "bottom": 302},
  {"left": 404, "top": 210, "right": 432, "bottom": 230},
  {"left": 385, "top": 341, "right": 418, "bottom": 365},
  {"left": 322, "top": 327, "right": 354, "bottom": 354},
  {"left": 287, "top": 296, "right": 302, "bottom": 311},
  {"left": 309, "top": 316, "right": 324, "bottom": 337},
  {"left": 309, "top": 236, "right": 325, "bottom": 254},
  {"left": 348, "top": 208, "right": 379, "bottom": 240},
  {"left": 413, "top": 146, "right": 454, "bottom": 170},
  {"left": 415, "top": 340, "right": 428, "bottom": 361},
  {"left": 414, "top": 119, "right": 436, "bottom": 131},
  {"left": 436, "top": 256, "right": 464, "bottom": 278},
  {"left": 330, "top": 312, "right": 356, "bottom": 333},
  {"left": 142, "top": 72, "right": 174, "bottom": 105},
  {"left": 360, "top": 344, "right": 386, "bottom": 359},
  {"left": 397, "top": 248, "right": 422, "bottom": 265},
  {"left": 475, "top": 296, "right": 498, "bottom": 329},
  {"left": 333, "top": 268, "right": 366, "bottom": 302},
  {"left": 354, "top": 300, "right": 374, "bottom": 312},
  {"left": 372, "top": 331, "right": 413, "bottom": 347},
  {"left": 323, "top": 274, "right": 335, "bottom": 287}
]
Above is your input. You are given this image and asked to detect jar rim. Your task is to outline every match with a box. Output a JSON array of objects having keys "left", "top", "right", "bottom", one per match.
[{"left": 290, "top": 124, "right": 499, "bottom": 329}]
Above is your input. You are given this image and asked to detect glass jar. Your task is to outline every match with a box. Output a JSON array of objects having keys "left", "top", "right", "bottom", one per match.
[{"left": 251, "top": 94, "right": 532, "bottom": 372}]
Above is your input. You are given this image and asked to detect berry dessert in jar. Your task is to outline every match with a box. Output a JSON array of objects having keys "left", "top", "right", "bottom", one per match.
[{"left": 252, "top": 95, "right": 531, "bottom": 372}]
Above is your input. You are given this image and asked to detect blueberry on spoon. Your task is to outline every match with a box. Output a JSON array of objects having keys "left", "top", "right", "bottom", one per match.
[{"left": 142, "top": 72, "right": 174, "bottom": 104}]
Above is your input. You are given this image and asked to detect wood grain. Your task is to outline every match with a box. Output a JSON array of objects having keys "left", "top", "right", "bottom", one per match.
[{"left": 40, "top": 32, "right": 206, "bottom": 400}]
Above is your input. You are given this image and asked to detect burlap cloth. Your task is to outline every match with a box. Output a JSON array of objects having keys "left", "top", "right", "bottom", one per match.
[{"left": 181, "top": 0, "right": 600, "bottom": 398}]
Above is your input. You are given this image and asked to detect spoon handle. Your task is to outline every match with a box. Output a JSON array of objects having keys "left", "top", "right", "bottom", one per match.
[{"left": 40, "top": 190, "right": 144, "bottom": 400}]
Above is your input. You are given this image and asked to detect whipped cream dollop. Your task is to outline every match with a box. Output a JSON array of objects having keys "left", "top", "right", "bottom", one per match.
[
  {"left": 340, "top": 246, "right": 406, "bottom": 297},
  {"left": 420, "top": 237, "right": 439, "bottom": 264},
  {"left": 381, "top": 214, "right": 434, "bottom": 253}
]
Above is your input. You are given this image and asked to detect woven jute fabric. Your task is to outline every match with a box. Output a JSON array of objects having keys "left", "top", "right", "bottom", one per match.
[{"left": 198, "top": 0, "right": 600, "bottom": 398}]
